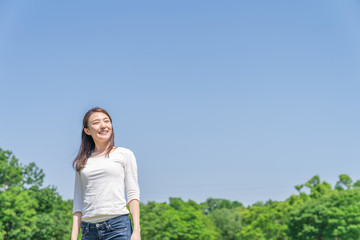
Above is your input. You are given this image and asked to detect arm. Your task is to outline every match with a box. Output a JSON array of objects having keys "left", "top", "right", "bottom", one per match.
[
  {"left": 128, "top": 199, "right": 141, "bottom": 234},
  {"left": 71, "top": 170, "right": 84, "bottom": 239},
  {"left": 125, "top": 149, "right": 141, "bottom": 240},
  {"left": 71, "top": 211, "right": 82, "bottom": 240}
]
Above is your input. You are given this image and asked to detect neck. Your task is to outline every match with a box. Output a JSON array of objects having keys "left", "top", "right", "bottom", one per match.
[{"left": 94, "top": 142, "right": 111, "bottom": 153}]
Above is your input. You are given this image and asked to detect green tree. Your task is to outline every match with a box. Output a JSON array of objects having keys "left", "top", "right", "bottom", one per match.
[
  {"left": 237, "top": 200, "right": 289, "bottom": 240},
  {"left": 22, "top": 162, "right": 45, "bottom": 190},
  {"left": 335, "top": 174, "right": 352, "bottom": 191},
  {"left": 0, "top": 149, "right": 23, "bottom": 189},
  {"left": 304, "top": 175, "right": 332, "bottom": 199},
  {"left": 0, "top": 186, "right": 38, "bottom": 240},
  {"left": 208, "top": 207, "right": 243, "bottom": 240},
  {"left": 288, "top": 176, "right": 360, "bottom": 240},
  {"left": 141, "top": 198, "right": 219, "bottom": 240},
  {"left": 204, "top": 198, "right": 243, "bottom": 213},
  {"left": 0, "top": 148, "right": 72, "bottom": 240},
  {"left": 29, "top": 186, "right": 72, "bottom": 240}
]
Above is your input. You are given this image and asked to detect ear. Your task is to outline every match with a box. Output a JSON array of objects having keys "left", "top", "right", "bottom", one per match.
[{"left": 84, "top": 128, "right": 91, "bottom": 135}]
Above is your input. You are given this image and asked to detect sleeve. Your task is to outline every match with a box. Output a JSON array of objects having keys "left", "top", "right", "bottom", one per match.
[
  {"left": 124, "top": 149, "right": 140, "bottom": 204},
  {"left": 72, "top": 170, "right": 84, "bottom": 214}
]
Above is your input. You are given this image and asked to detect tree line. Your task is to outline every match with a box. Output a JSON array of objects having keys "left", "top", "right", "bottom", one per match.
[{"left": 1, "top": 147, "right": 360, "bottom": 240}]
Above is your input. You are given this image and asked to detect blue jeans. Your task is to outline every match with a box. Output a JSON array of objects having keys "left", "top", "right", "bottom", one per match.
[{"left": 81, "top": 214, "right": 133, "bottom": 240}]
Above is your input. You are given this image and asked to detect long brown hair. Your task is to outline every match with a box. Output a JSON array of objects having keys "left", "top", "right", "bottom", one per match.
[{"left": 72, "top": 107, "right": 115, "bottom": 172}]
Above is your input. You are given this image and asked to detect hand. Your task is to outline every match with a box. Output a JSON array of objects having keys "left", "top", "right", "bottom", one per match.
[{"left": 131, "top": 231, "right": 141, "bottom": 240}]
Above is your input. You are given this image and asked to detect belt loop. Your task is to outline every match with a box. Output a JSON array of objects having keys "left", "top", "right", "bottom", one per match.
[{"left": 106, "top": 221, "right": 111, "bottom": 230}]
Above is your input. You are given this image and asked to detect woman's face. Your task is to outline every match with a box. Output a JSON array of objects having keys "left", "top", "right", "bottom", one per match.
[{"left": 84, "top": 112, "right": 112, "bottom": 142}]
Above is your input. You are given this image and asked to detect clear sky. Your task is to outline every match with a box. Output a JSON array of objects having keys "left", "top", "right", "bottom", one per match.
[{"left": 0, "top": 0, "right": 359, "bottom": 207}]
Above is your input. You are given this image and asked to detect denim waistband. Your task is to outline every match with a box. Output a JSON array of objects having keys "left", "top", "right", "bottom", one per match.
[{"left": 82, "top": 214, "right": 129, "bottom": 229}]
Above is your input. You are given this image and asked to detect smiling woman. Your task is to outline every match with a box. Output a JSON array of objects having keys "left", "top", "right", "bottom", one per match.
[{"left": 71, "top": 107, "right": 141, "bottom": 240}]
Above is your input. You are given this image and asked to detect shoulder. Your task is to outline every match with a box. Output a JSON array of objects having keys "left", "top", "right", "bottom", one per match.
[
  {"left": 115, "top": 147, "right": 136, "bottom": 160},
  {"left": 115, "top": 147, "right": 137, "bottom": 166},
  {"left": 115, "top": 146, "right": 134, "bottom": 155}
]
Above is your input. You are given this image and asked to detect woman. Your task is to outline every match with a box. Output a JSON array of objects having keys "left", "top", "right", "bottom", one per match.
[{"left": 71, "top": 107, "right": 141, "bottom": 240}]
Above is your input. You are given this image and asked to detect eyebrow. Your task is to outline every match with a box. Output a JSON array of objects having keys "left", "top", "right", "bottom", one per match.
[{"left": 91, "top": 117, "right": 110, "bottom": 123}]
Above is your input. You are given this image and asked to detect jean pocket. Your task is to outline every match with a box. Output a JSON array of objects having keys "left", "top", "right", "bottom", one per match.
[{"left": 109, "top": 219, "right": 128, "bottom": 232}]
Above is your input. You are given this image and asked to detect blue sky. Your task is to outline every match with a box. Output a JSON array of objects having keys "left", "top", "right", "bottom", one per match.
[{"left": 0, "top": 0, "right": 359, "bottom": 207}]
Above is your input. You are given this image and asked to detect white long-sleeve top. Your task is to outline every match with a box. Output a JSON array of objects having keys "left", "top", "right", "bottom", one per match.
[{"left": 72, "top": 147, "right": 140, "bottom": 223}]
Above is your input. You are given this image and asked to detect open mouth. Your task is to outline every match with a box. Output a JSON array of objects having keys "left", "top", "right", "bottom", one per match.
[{"left": 99, "top": 130, "right": 108, "bottom": 135}]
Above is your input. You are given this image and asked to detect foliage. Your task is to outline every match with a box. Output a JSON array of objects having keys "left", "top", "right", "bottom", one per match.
[
  {"left": 2, "top": 147, "right": 360, "bottom": 240},
  {"left": 237, "top": 200, "right": 289, "bottom": 240},
  {"left": 288, "top": 175, "right": 360, "bottom": 240},
  {"left": 140, "top": 198, "right": 220, "bottom": 240},
  {"left": 208, "top": 207, "right": 243, "bottom": 240},
  {"left": 0, "top": 186, "right": 37, "bottom": 240},
  {"left": 0, "top": 148, "right": 72, "bottom": 240}
]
